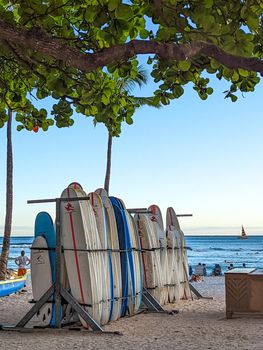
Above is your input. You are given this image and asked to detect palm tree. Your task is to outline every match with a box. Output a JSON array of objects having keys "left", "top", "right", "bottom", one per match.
[
  {"left": 0, "top": 109, "right": 13, "bottom": 280},
  {"left": 104, "top": 68, "right": 161, "bottom": 194}
]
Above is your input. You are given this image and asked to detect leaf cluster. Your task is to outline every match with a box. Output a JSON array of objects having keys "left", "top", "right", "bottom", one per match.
[{"left": 0, "top": 0, "right": 261, "bottom": 134}]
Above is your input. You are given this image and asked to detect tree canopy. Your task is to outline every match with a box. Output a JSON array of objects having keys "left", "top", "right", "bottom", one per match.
[{"left": 0, "top": 0, "right": 262, "bottom": 135}]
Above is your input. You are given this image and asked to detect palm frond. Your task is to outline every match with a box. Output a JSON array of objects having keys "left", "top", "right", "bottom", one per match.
[
  {"left": 119, "top": 65, "right": 148, "bottom": 93},
  {"left": 134, "top": 96, "right": 162, "bottom": 109}
]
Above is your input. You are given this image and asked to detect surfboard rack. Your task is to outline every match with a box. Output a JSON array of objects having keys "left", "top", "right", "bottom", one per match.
[
  {"left": 189, "top": 283, "right": 213, "bottom": 300},
  {"left": 15, "top": 196, "right": 107, "bottom": 332},
  {"left": 142, "top": 288, "right": 179, "bottom": 315},
  {"left": 127, "top": 208, "right": 193, "bottom": 217}
]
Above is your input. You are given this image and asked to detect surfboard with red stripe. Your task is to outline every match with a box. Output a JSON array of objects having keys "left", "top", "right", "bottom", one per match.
[{"left": 60, "top": 184, "right": 102, "bottom": 327}]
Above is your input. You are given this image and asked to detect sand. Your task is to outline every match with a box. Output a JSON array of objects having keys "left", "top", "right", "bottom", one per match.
[{"left": 0, "top": 277, "right": 263, "bottom": 350}]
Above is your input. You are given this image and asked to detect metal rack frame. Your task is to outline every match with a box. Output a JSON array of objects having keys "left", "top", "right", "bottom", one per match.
[
  {"left": 14, "top": 196, "right": 104, "bottom": 332},
  {"left": 1, "top": 201, "right": 191, "bottom": 331}
]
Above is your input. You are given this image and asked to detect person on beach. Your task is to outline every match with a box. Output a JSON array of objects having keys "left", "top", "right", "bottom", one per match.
[
  {"left": 228, "top": 263, "right": 234, "bottom": 270},
  {"left": 213, "top": 264, "right": 222, "bottom": 276},
  {"left": 15, "top": 250, "right": 30, "bottom": 276}
]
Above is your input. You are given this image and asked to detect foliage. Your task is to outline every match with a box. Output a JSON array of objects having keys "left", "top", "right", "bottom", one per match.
[{"left": 0, "top": 0, "right": 262, "bottom": 133}]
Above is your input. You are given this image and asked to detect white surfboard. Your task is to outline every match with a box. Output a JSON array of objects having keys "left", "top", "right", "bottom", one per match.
[
  {"left": 166, "top": 207, "right": 191, "bottom": 300},
  {"left": 166, "top": 228, "right": 180, "bottom": 302},
  {"left": 148, "top": 205, "right": 169, "bottom": 304},
  {"left": 148, "top": 204, "right": 164, "bottom": 231},
  {"left": 31, "top": 235, "right": 53, "bottom": 326},
  {"left": 89, "top": 192, "right": 111, "bottom": 325},
  {"left": 95, "top": 188, "right": 122, "bottom": 321},
  {"left": 135, "top": 213, "right": 162, "bottom": 303},
  {"left": 61, "top": 184, "right": 103, "bottom": 327}
]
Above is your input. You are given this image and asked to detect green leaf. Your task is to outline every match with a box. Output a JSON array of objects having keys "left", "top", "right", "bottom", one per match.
[
  {"left": 206, "top": 87, "right": 213, "bottom": 95},
  {"left": 139, "top": 29, "right": 149, "bottom": 39},
  {"left": 178, "top": 60, "right": 191, "bottom": 72},
  {"left": 126, "top": 116, "right": 133, "bottom": 125},
  {"left": 42, "top": 121, "right": 49, "bottom": 131},
  {"left": 16, "top": 125, "right": 24, "bottom": 131},
  {"left": 204, "top": 0, "right": 213, "bottom": 8},
  {"left": 115, "top": 4, "right": 133, "bottom": 20},
  {"left": 232, "top": 71, "right": 240, "bottom": 83},
  {"left": 112, "top": 104, "right": 120, "bottom": 114},
  {"left": 247, "top": 16, "right": 259, "bottom": 31},
  {"left": 230, "top": 94, "right": 238, "bottom": 102},
  {"left": 210, "top": 59, "right": 220, "bottom": 70},
  {"left": 108, "top": 0, "right": 119, "bottom": 11},
  {"left": 238, "top": 68, "right": 249, "bottom": 77},
  {"left": 102, "top": 94, "right": 110, "bottom": 105}
]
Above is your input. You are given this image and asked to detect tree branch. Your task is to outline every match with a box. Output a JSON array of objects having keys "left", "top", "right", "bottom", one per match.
[{"left": 0, "top": 19, "right": 262, "bottom": 75}]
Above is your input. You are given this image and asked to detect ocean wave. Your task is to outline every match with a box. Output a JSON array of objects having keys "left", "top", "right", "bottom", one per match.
[
  {"left": 194, "top": 247, "right": 244, "bottom": 252},
  {"left": 0, "top": 243, "right": 31, "bottom": 248}
]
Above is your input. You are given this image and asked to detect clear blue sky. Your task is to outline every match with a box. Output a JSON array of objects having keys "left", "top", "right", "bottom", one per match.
[{"left": 0, "top": 64, "right": 262, "bottom": 236}]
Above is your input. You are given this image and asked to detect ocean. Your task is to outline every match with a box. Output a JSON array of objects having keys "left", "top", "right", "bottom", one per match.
[
  {"left": 185, "top": 235, "right": 263, "bottom": 274},
  {"left": 1, "top": 235, "right": 263, "bottom": 274},
  {"left": 0, "top": 236, "right": 33, "bottom": 269}
]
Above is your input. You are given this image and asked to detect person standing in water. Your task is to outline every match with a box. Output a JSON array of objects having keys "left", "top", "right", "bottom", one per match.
[{"left": 15, "top": 250, "right": 31, "bottom": 276}]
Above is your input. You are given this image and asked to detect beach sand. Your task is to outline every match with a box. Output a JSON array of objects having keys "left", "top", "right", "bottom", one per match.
[{"left": 0, "top": 277, "right": 263, "bottom": 349}]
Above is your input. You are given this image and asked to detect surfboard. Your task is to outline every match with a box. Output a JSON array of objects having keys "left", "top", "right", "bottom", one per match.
[
  {"left": 60, "top": 184, "right": 103, "bottom": 327},
  {"left": 148, "top": 205, "right": 164, "bottom": 231},
  {"left": 95, "top": 188, "right": 122, "bottom": 321},
  {"left": 34, "top": 211, "right": 73, "bottom": 325},
  {"left": 166, "top": 227, "right": 180, "bottom": 303},
  {"left": 34, "top": 212, "right": 56, "bottom": 279},
  {"left": 148, "top": 205, "right": 168, "bottom": 304},
  {"left": 115, "top": 197, "right": 143, "bottom": 315},
  {"left": 31, "top": 235, "right": 53, "bottom": 327},
  {"left": 89, "top": 192, "right": 112, "bottom": 325},
  {"left": 135, "top": 213, "right": 162, "bottom": 303},
  {"left": 109, "top": 197, "right": 130, "bottom": 316},
  {"left": 110, "top": 196, "right": 142, "bottom": 316},
  {"left": 123, "top": 206, "right": 143, "bottom": 314},
  {"left": 166, "top": 207, "right": 191, "bottom": 300}
]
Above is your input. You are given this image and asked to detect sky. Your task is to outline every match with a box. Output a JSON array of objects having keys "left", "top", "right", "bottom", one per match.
[{"left": 0, "top": 61, "right": 263, "bottom": 236}]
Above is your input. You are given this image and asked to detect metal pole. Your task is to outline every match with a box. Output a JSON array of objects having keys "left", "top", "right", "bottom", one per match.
[
  {"left": 61, "top": 287, "right": 103, "bottom": 332},
  {"left": 127, "top": 208, "right": 148, "bottom": 213},
  {"left": 27, "top": 197, "right": 89, "bottom": 204},
  {"left": 54, "top": 198, "right": 62, "bottom": 328},
  {"left": 127, "top": 209, "right": 193, "bottom": 217}
]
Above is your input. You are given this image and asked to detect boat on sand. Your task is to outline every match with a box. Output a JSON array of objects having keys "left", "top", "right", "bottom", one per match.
[{"left": 0, "top": 270, "right": 27, "bottom": 297}]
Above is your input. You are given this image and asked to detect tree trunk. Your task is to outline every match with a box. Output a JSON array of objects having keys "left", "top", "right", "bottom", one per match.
[
  {"left": 104, "top": 132, "right": 112, "bottom": 194},
  {"left": 0, "top": 109, "right": 13, "bottom": 280}
]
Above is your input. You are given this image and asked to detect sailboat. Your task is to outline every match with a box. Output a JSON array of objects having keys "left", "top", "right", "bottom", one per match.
[{"left": 238, "top": 225, "right": 248, "bottom": 239}]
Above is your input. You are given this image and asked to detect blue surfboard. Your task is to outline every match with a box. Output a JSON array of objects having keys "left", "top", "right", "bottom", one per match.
[
  {"left": 110, "top": 197, "right": 136, "bottom": 316},
  {"left": 34, "top": 211, "right": 56, "bottom": 325}
]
